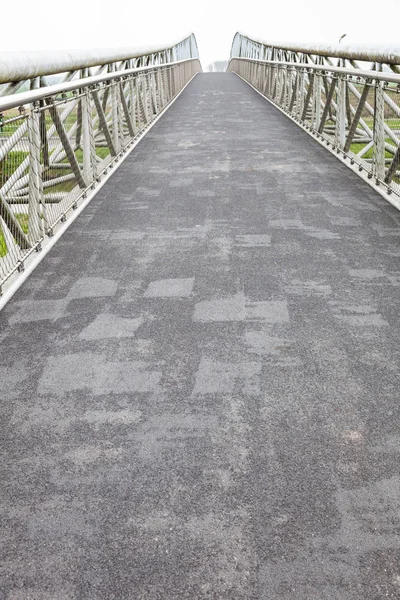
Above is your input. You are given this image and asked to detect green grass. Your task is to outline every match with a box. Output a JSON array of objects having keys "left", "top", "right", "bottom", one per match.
[
  {"left": 360, "top": 117, "right": 400, "bottom": 129},
  {"left": 350, "top": 137, "right": 395, "bottom": 159},
  {"left": 59, "top": 146, "right": 110, "bottom": 165},
  {"left": 73, "top": 147, "right": 110, "bottom": 161},
  {"left": 0, "top": 213, "right": 29, "bottom": 257},
  {"left": 1, "top": 144, "right": 111, "bottom": 199},
  {"left": 42, "top": 145, "right": 110, "bottom": 193},
  {"left": 17, "top": 213, "right": 28, "bottom": 233},
  {"left": 350, "top": 143, "right": 374, "bottom": 159},
  {"left": 0, "top": 235, "right": 6, "bottom": 257},
  {"left": 0, "top": 151, "right": 29, "bottom": 183},
  {"left": 96, "top": 147, "right": 109, "bottom": 159}
]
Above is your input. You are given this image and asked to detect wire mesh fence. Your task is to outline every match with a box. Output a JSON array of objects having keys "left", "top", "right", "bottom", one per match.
[
  {"left": 228, "top": 58, "right": 400, "bottom": 201},
  {"left": 0, "top": 59, "right": 201, "bottom": 291}
]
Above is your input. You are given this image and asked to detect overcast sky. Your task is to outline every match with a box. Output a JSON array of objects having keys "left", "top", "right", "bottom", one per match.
[{"left": 1, "top": 0, "right": 399, "bottom": 67}]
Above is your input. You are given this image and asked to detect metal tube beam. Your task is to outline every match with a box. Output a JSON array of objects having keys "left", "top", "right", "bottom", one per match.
[
  {"left": 0, "top": 34, "right": 199, "bottom": 84},
  {"left": 231, "top": 32, "right": 400, "bottom": 65}
]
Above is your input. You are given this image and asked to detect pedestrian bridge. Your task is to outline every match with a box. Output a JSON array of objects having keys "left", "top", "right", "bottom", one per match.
[{"left": 1, "top": 33, "right": 400, "bottom": 599}]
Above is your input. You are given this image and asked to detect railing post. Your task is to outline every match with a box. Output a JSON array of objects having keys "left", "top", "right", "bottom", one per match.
[
  {"left": 298, "top": 68, "right": 305, "bottom": 119},
  {"left": 111, "top": 80, "right": 120, "bottom": 154},
  {"left": 167, "top": 68, "right": 174, "bottom": 100},
  {"left": 146, "top": 72, "right": 154, "bottom": 117},
  {"left": 117, "top": 81, "right": 125, "bottom": 148},
  {"left": 335, "top": 75, "right": 346, "bottom": 149},
  {"left": 257, "top": 63, "right": 262, "bottom": 91},
  {"left": 27, "top": 104, "right": 45, "bottom": 242},
  {"left": 174, "top": 65, "right": 178, "bottom": 96},
  {"left": 129, "top": 77, "right": 138, "bottom": 135},
  {"left": 280, "top": 66, "right": 286, "bottom": 106},
  {"left": 173, "top": 66, "right": 178, "bottom": 98},
  {"left": 82, "top": 89, "right": 96, "bottom": 182},
  {"left": 157, "top": 69, "right": 165, "bottom": 109},
  {"left": 264, "top": 63, "right": 269, "bottom": 94},
  {"left": 274, "top": 64, "right": 280, "bottom": 100},
  {"left": 141, "top": 75, "right": 150, "bottom": 123},
  {"left": 276, "top": 66, "right": 282, "bottom": 102},
  {"left": 289, "top": 67, "right": 297, "bottom": 113},
  {"left": 170, "top": 66, "right": 175, "bottom": 98},
  {"left": 177, "top": 64, "right": 182, "bottom": 94},
  {"left": 270, "top": 65, "right": 276, "bottom": 99},
  {"left": 262, "top": 64, "right": 268, "bottom": 96},
  {"left": 279, "top": 66, "right": 287, "bottom": 106},
  {"left": 314, "top": 73, "right": 322, "bottom": 130},
  {"left": 374, "top": 81, "right": 386, "bottom": 182},
  {"left": 245, "top": 61, "right": 250, "bottom": 84}
]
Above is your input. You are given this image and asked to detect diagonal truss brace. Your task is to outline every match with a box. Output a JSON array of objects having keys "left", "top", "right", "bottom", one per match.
[{"left": 45, "top": 99, "right": 87, "bottom": 188}]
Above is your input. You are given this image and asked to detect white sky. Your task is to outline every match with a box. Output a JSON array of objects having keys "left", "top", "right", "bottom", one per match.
[{"left": 1, "top": 0, "right": 399, "bottom": 67}]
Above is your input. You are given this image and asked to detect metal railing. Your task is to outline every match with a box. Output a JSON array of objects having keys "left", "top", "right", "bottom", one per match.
[
  {"left": 228, "top": 33, "right": 400, "bottom": 207},
  {"left": 230, "top": 32, "right": 400, "bottom": 71},
  {"left": 0, "top": 34, "right": 199, "bottom": 96},
  {"left": 0, "top": 43, "right": 201, "bottom": 291}
]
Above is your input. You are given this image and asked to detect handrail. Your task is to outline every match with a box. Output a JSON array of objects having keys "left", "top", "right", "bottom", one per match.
[
  {"left": 231, "top": 32, "right": 400, "bottom": 67},
  {"left": 229, "top": 57, "right": 400, "bottom": 85},
  {"left": 228, "top": 51, "right": 400, "bottom": 209},
  {"left": 0, "top": 59, "right": 197, "bottom": 112},
  {"left": 0, "top": 51, "right": 202, "bottom": 291},
  {"left": 0, "top": 33, "right": 199, "bottom": 90}
]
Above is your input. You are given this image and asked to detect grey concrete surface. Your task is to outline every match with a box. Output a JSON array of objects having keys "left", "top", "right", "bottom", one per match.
[{"left": 1, "top": 73, "right": 400, "bottom": 599}]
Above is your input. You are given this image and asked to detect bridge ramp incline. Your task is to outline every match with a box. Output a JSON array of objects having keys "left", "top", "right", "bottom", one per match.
[{"left": 1, "top": 73, "right": 400, "bottom": 598}]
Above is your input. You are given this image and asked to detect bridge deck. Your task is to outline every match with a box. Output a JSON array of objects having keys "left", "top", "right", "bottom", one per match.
[{"left": 2, "top": 73, "right": 400, "bottom": 598}]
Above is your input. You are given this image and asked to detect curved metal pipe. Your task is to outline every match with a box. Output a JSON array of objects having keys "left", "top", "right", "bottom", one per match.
[
  {"left": 0, "top": 33, "right": 199, "bottom": 84},
  {"left": 231, "top": 32, "right": 400, "bottom": 65}
]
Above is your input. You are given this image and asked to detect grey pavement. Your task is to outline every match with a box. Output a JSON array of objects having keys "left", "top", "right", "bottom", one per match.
[{"left": 1, "top": 73, "right": 400, "bottom": 599}]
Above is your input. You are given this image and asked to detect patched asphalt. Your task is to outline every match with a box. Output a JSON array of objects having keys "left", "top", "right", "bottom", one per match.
[{"left": 1, "top": 73, "right": 400, "bottom": 599}]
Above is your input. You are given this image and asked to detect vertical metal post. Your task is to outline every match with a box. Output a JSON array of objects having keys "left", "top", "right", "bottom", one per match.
[
  {"left": 111, "top": 80, "right": 120, "bottom": 153},
  {"left": 172, "top": 65, "right": 177, "bottom": 97},
  {"left": 281, "top": 66, "right": 286, "bottom": 105},
  {"left": 140, "top": 75, "right": 150, "bottom": 123},
  {"left": 157, "top": 69, "right": 165, "bottom": 108},
  {"left": 298, "top": 68, "right": 305, "bottom": 119},
  {"left": 335, "top": 76, "right": 346, "bottom": 149},
  {"left": 117, "top": 81, "right": 125, "bottom": 148},
  {"left": 262, "top": 64, "right": 268, "bottom": 96},
  {"left": 82, "top": 90, "right": 96, "bottom": 182},
  {"left": 279, "top": 66, "right": 286, "bottom": 106},
  {"left": 374, "top": 81, "right": 386, "bottom": 182},
  {"left": 144, "top": 73, "right": 151, "bottom": 120},
  {"left": 129, "top": 77, "right": 138, "bottom": 135},
  {"left": 27, "top": 104, "right": 44, "bottom": 242},
  {"left": 179, "top": 64, "right": 183, "bottom": 91},
  {"left": 271, "top": 65, "right": 277, "bottom": 100},
  {"left": 268, "top": 64, "right": 273, "bottom": 98},
  {"left": 280, "top": 66, "right": 287, "bottom": 108},
  {"left": 314, "top": 73, "right": 322, "bottom": 130},
  {"left": 169, "top": 67, "right": 175, "bottom": 99},
  {"left": 289, "top": 68, "right": 297, "bottom": 113},
  {"left": 256, "top": 63, "right": 262, "bottom": 90},
  {"left": 151, "top": 69, "right": 157, "bottom": 112},
  {"left": 167, "top": 67, "right": 173, "bottom": 101},
  {"left": 275, "top": 66, "right": 281, "bottom": 101}
]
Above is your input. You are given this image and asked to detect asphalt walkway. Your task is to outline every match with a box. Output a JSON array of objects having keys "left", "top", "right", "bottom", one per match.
[{"left": 1, "top": 73, "right": 400, "bottom": 599}]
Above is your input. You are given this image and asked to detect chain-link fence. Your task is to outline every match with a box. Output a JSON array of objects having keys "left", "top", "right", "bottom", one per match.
[{"left": 0, "top": 59, "right": 201, "bottom": 291}]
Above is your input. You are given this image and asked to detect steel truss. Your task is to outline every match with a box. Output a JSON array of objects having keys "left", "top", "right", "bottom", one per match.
[
  {"left": 229, "top": 33, "right": 400, "bottom": 207},
  {"left": 0, "top": 46, "right": 201, "bottom": 290},
  {"left": 0, "top": 34, "right": 200, "bottom": 95}
]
